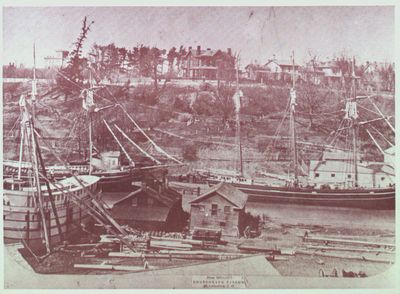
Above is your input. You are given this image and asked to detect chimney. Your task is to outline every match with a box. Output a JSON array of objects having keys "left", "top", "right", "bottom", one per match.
[
  {"left": 197, "top": 45, "right": 201, "bottom": 55},
  {"left": 227, "top": 48, "right": 232, "bottom": 56}
]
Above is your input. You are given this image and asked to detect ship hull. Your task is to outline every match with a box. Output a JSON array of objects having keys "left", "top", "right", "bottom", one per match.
[
  {"left": 204, "top": 180, "right": 395, "bottom": 210},
  {"left": 3, "top": 175, "right": 101, "bottom": 250},
  {"left": 3, "top": 161, "right": 136, "bottom": 192}
]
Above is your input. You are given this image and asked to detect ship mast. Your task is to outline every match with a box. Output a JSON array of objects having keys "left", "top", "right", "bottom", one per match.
[
  {"left": 31, "top": 43, "right": 37, "bottom": 118},
  {"left": 82, "top": 63, "right": 95, "bottom": 174},
  {"left": 351, "top": 57, "right": 359, "bottom": 187},
  {"left": 289, "top": 51, "right": 299, "bottom": 185},
  {"left": 88, "top": 69, "right": 93, "bottom": 174},
  {"left": 20, "top": 96, "right": 51, "bottom": 253},
  {"left": 235, "top": 55, "right": 243, "bottom": 176}
]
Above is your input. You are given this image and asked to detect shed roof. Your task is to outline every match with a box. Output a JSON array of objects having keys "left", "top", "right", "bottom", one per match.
[
  {"left": 112, "top": 206, "right": 170, "bottom": 222},
  {"left": 189, "top": 182, "right": 248, "bottom": 209},
  {"left": 113, "top": 185, "right": 181, "bottom": 208}
]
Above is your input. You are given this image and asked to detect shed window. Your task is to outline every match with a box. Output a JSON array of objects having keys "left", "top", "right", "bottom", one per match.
[
  {"left": 199, "top": 205, "right": 205, "bottom": 212},
  {"left": 331, "top": 173, "right": 335, "bottom": 178},
  {"left": 348, "top": 174, "right": 351, "bottom": 179},
  {"left": 148, "top": 198, "right": 154, "bottom": 206},
  {"left": 211, "top": 204, "right": 218, "bottom": 216},
  {"left": 381, "top": 177, "right": 385, "bottom": 181},
  {"left": 315, "top": 173, "right": 319, "bottom": 178},
  {"left": 131, "top": 198, "right": 138, "bottom": 207},
  {"left": 224, "top": 206, "right": 230, "bottom": 213}
]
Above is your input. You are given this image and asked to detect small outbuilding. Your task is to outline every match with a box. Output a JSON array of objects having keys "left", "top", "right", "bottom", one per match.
[
  {"left": 111, "top": 175, "right": 186, "bottom": 232},
  {"left": 189, "top": 182, "right": 248, "bottom": 236}
]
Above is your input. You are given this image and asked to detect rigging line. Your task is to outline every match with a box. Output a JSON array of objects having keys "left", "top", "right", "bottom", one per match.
[
  {"left": 265, "top": 98, "right": 291, "bottom": 160},
  {"left": 367, "top": 96, "right": 395, "bottom": 133},
  {"left": 33, "top": 127, "right": 141, "bottom": 252},
  {"left": 55, "top": 69, "right": 114, "bottom": 104},
  {"left": 369, "top": 124, "right": 393, "bottom": 147},
  {"left": 327, "top": 118, "right": 345, "bottom": 147},
  {"left": 357, "top": 104, "right": 382, "bottom": 117},
  {"left": 113, "top": 123, "right": 161, "bottom": 165},
  {"left": 116, "top": 104, "right": 183, "bottom": 164},
  {"left": 365, "top": 129, "right": 385, "bottom": 155},
  {"left": 103, "top": 120, "right": 134, "bottom": 166},
  {"left": 152, "top": 127, "right": 236, "bottom": 147},
  {"left": 88, "top": 69, "right": 183, "bottom": 164},
  {"left": 7, "top": 114, "right": 22, "bottom": 136}
]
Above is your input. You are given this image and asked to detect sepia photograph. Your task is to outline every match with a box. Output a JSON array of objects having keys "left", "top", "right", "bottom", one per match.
[{"left": 2, "top": 2, "right": 397, "bottom": 290}]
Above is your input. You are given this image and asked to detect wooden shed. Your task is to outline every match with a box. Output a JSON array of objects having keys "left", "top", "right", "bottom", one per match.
[
  {"left": 189, "top": 182, "right": 248, "bottom": 236},
  {"left": 111, "top": 179, "right": 186, "bottom": 232}
]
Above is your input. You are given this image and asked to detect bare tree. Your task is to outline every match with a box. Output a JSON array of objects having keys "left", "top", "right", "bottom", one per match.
[{"left": 56, "top": 16, "right": 94, "bottom": 99}]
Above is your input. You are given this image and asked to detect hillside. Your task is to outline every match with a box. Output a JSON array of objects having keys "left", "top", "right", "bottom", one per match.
[{"left": 3, "top": 80, "right": 395, "bottom": 178}]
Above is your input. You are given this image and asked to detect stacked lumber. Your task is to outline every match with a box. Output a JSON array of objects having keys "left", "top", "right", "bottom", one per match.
[
  {"left": 296, "top": 249, "right": 394, "bottom": 264},
  {"left": 237, "top": 244, "right": 280, "bottom": 255},
  {"left": 74, "top": 263, "right": 157, "bottom": 271},
  {"left": 109, "top": 250, "right": 248, "bottom": 261},
  {"left": 298, "top": 234, "right": 395, "bottom": 264},
  {"left": 150, "top": 240, "right": 192, "bottom": 251},
  {"left": 303, "top": 236, "right": 395, "bottom": 249}
]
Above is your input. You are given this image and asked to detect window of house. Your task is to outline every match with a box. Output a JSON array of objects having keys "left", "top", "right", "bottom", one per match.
[
  {"left": 315, "top": 173, "right": 320, "bottom": 178},
  {"left": 211, "top": 204, "right": 218, "bottom": 216},
  {"left": 131, "top": 197, "right": 138, "bottom": 207},
  {"left": 348, "top": 174, "right": 352, "bottom": 179},
  {"left": 381, "top": 177, "right": 385, "bottom": 181},
  {"left": 148, "top": 198, "right": 154, "bottom": 206},
  {"left": 199, "top": 205, "right": 205, "bottom": 212},
  {"left": 331, "top": 173, "right": 335, "bottom": 178},
  {"left": 224, "top": 206, "right": 230, "bottom": 213}
]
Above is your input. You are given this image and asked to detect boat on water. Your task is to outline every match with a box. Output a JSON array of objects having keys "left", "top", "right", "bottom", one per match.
[{"left": 181, "top": 55, "right": 395, "bottom": 210}]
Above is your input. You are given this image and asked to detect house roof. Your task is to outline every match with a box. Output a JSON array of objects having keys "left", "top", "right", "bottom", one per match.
[
  {"left": 186, "top": 48, "right": 218, "bottom": 58},
  {"left": 112, "top": 206, "right": 171, "bottom": 222},
  {"left": 189, "top": 182, "right": 248, "bottom": 209},
  {"left": 245, "top": 64, "right": 269, "bottom": 71},
  {"left": 265, "top": 59, "right": 300, "bottom": 67},
  {"left": 113, "top": 183, "right": 181, "bottom": 208}
]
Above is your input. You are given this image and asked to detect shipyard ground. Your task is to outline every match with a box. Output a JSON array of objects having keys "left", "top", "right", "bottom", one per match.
[
  {"left": 4, "top": 239, "right": 397, "bottom": 289},
  {"left": 4, "top": 198, "right": 396, "bottom": 285}
]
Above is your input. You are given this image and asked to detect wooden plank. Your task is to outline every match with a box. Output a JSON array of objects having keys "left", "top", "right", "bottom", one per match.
[
  {"left": 158, "top": 250, "right": 249, "bottom": 257},
  {"left": 74, "top": 263, "right": 155, "bottom": 271},
  {"left": 296, "top": 250, "right": 394, "bottom": 264},
  {"left": 109, "top": 252, "right": 218, "bottom": 260},
  {"left": 151, "top": 236, "right": 205, "bottom": 246},
  {"left": 237, "top": 244, "right": 280, "bottom": 254},
  {"left": 149, "top": 245, "right": 191, "bottom": 251},
  {"left": 150, "top": 240, "right": 192, "bottom": 249},
  {"left": 266, "top": 256, "right": 289, "bottom": 261},
  {"left": 303, "top": 236, "right": 395, "bottom": 248},
  {"left": 305, "top": 245, "right": 395, "bottom": 254}
]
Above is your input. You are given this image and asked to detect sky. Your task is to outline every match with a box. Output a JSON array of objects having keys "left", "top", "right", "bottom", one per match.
[{"left": 2, "top": 6, "right": 395, "bottom": 68}]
